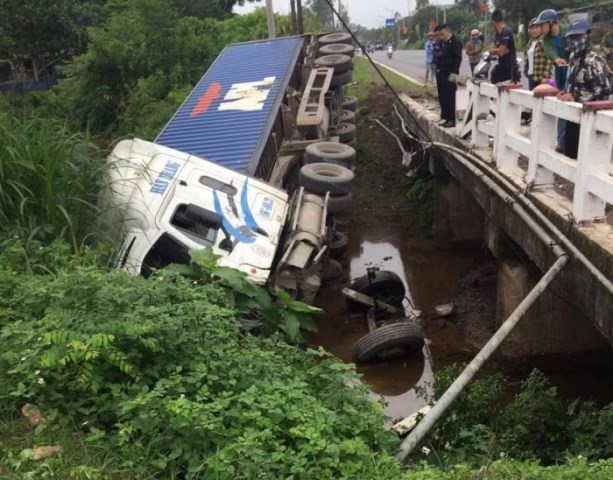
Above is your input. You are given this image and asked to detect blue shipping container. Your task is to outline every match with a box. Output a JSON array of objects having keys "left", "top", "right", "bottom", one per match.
[{"left": 156, "top": 36, "right": 304, "bottom": 175}]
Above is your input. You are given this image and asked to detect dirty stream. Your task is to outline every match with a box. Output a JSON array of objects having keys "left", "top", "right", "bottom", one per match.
[{"left": 309, "top": 214, "right": 480, "bottom": 422}]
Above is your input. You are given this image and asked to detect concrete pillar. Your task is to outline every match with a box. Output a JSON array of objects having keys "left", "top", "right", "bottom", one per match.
[
  {"left": 496, "top": 258, "right": 612, "bottom": 371},
  {"left": 431, "top": 173, "right": 484, "bottom": 249}
]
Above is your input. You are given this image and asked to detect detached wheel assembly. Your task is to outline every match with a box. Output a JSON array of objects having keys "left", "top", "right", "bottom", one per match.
[
  {"left": 346, "top": 270, "right": 406, "bottom": 312},
  {"left": 353, "top": 322, "right": 425, "bottom": 364}
]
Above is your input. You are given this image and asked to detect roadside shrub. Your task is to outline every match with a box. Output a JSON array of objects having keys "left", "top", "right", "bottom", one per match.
[{"left": 0, "top": 239, "right": 403, "bottom": 479}]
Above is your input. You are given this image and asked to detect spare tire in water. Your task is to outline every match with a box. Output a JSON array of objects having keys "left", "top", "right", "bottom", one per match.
[
  {"left": 315, "top": 54, "right": 352, "bottom": 73},
  {"left": 319, "top": 32, "right": 353, "bottom": 45},
  {"left": 346, "top": 270, "right": 405, "bottom": 312},
  {"left": 319, "top": 43, "right": 355, "bottom": 57},
  {"left": 353, "top": 322, "right": 425, "bottom": 364},
  {"left": 304, "top": 141, "right": 356, "bottom": 168},
  {"left": 299, "top": 162, "right": 354, "bottom": 195}
]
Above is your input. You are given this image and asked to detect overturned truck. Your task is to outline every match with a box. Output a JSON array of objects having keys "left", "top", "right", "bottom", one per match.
[{"left": 103, "top": 33, "right": 360, "bottom": 303}]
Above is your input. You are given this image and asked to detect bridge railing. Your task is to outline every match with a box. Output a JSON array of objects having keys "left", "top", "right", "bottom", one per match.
[{"left": 458, "top": 81, "right": 613, "bottom": 222}]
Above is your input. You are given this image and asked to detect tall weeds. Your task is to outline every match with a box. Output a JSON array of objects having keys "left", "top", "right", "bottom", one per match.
[{"left": 0, "top": 113, "right": 106, "bottom": 250}]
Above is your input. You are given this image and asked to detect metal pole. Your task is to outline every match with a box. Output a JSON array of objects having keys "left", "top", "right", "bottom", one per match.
[
  {"left": 265, "top": 0, "right": 276, "bottom": 39},
  {"left": 396, "top": 252, "right": 568, "bottom": 462},
  {"left": 290, "top": 0, "right": 298, "bottom": 35},
  {"left": 296, "top": 0, "right": 304, "bottom": 34}
]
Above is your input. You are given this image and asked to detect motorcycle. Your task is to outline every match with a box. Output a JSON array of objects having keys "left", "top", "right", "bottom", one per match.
[
  {"left": 473, "top": 52, "right": 522, "bottom": 84},
  {"left": 387, "top": 48, "right": 393, "bottom": 60}
]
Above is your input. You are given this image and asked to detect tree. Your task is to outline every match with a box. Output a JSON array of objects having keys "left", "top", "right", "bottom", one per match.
[
  {"left": 172, "top": 0, "right": 262, "bottom": 19},
  {"left": 305, "top": 0, "right": 349, "bottom": 31},
  {"left": 416, "top": 0, "right": 430, "bottom": 10},
  {"left": 0, "top": 0, "right": 107, "bottom": 80}
]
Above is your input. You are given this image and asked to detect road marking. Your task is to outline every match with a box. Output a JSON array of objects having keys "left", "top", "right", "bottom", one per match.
[{"left": 372, "top": 60, "right": 426, "bottom": 87}]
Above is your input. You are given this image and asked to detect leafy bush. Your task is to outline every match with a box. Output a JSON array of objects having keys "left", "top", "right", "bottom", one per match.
[{"left": 0, "top": 240, "right": 403, "bottom": 478}]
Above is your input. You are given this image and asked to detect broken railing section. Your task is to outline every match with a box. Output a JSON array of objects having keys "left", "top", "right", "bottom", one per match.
[{"left": 458, "top": 80, "right": 613, "bottom": 223}]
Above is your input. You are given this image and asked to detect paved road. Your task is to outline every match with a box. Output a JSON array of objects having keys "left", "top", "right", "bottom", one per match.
[{"left": 363, "top": 49, "right": 528, "bottom": 89}]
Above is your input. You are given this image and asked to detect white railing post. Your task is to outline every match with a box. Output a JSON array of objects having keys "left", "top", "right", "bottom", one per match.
[
  {"left": 472, "top": 82, "right": 490, "bottom": 148},
  {"left": 526, "top": 88, "right": 558, "bottom": 188},
  {"left": 573, "top": 101, "right": 613, "bottom": 221},
  {"left": 493, "top": 84, "right": 523, "bottom": 171}
]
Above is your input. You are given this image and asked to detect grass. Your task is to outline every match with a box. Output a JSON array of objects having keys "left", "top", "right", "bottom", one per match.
[
  {"left": 347, "top": 57, "right": 427, "bottom": 108},
  {"left": 0, "top": 113, "right": 107, "bottom": 250}
]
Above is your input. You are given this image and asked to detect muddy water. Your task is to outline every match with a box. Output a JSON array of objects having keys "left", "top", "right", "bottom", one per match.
[{"left": 310, "top": 216, "right": 479, "bottom": 421}]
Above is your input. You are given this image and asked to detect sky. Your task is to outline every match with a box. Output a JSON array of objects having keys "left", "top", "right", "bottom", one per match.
[{"left": 233, "top": 1, "right": 455, "bottom": 29}]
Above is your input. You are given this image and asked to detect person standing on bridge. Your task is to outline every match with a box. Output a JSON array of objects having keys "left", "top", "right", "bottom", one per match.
[
  {"left": 489, "top": 10, "right": 518, "bottom": 84},
  {"left": 524, "top": 18, "right": 553, "bottom": 90},
  {"left": 557, "top": 19, "right": 611, "bottom": 159},
  {"left": 435, "top": 24, "right": 463, "bottom": 128},
  {"left": 424, "top": 32, "right": 437, "bottom": 85},
  {"left": 466, "top": 29, "right": 483, "bottom": 74}
]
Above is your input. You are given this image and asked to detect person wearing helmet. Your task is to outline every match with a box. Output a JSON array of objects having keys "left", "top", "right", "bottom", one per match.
[
  {"left": 524, "top": 18, "right": 553, "bottom": 90},
  {"left": 424, "top": 31, "right": 437, "bottom": 84},
  {"left": 535, "top": 9, "right": 567, "bottom": 152},
  {"left": 489, "top": 10, "right": 517, "bottom": 83},
  {"left": 466, "top": 28, "right": 483, "bottom": 74},
  {"left": 557, "top": 19, "right": 611, "bottom": 159}
]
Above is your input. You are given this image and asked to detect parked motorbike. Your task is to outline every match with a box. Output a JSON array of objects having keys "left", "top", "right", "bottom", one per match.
[{"left": 472, "top": 52, "right": 522, "bottom": 84}]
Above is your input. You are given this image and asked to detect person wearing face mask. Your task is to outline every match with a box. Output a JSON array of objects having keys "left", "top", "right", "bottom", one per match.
[
  {"left": 557, "top": 19, "right": 611, "bottom": 159},
  {"left": 466, "top": 29, "right": 483, "bottom": 74}
]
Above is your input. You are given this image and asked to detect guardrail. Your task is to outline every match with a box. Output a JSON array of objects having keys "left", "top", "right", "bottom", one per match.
[{"left": 458, "top": 80, "right": 613, "bottom": 222}]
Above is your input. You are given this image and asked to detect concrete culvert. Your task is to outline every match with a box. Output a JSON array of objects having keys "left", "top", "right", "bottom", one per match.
[
  {"left": 353, "top": 322, "right": 425, "bottom": 364},
  {"left": 319, "top": 43, "right": 355, "bottom": 57},
  {"left": 299, "top": 162, "right": 354, "bottom": 195},
  {"left": 319, "top": 32, "right": 353, "bottom": 45},
  {"left": 304, "top": 141, "right": 356, "bottom": 168},
  {"left": 314, "top": 54, "right": 352, "bottom": 73}
]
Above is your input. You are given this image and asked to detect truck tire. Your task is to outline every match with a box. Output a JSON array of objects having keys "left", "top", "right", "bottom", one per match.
[
  {"left": 304, "top": 142, "right": 355, "bottom": 168},
  {"left": 346, "top": 270, "right": 406, "bottom": 312},
  {"left": 299, "top": 163, "right": 354, "bottom": 195},
  {"left": 315, "top": 54, "right": 352, "bottom": 73},
  {"left": 341, "top": 95, "right": 358, "bottom": 112},
  {"left": 329, "top": 231, "right": 348, "bottom": 259},
  {"left": 339, "top": 109, "right": 356, "bottom": 124},
  {"left": 326, "top": 191, "right": 353, "bottom": 214},
  {"left": 319, "top": 43, "right": 355, "bottom": 57},
  {"left": 353, "top": 322, "right": 425, "bottom": 364},
  {"left": 345, "top": 138, "right": 357, "bottom": 149},
  {"left": 319, "top": 32, "right": 353, "bottom": 45},
  {"left": 330, "top": 70, "right": 353, "bottom": 88},
  {"left": 337, "top": 122, "right": 356, "bottom": 143}
]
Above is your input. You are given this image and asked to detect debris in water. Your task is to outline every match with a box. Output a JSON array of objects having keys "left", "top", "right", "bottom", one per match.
[{"left": 435, "top": 303, "right": 454, "bottom": 317}]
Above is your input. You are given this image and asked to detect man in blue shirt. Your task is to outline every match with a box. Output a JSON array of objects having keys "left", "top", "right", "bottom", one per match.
[{"left": 424, "top": 32, "right": 437, "bottom": 84}]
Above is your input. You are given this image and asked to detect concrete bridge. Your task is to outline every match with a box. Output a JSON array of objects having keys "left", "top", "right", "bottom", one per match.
[{"left": 396, "top": 80, "right": 613, "bottom": 369}]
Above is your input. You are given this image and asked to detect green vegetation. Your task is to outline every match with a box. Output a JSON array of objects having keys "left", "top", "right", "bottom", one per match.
[{"left": 0, "top": 1, "right": 611, "bottom": 478}]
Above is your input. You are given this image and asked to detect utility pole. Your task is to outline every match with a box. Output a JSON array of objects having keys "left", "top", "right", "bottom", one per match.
[
  {"left": 296, "top": 0, "right": 304, "bottom": 34},
  {"left": 265, "top": 0, "right": 276, "bottom": 39},
  {"left": 290, "top": 0, "right": 298, "bottom": 35}
]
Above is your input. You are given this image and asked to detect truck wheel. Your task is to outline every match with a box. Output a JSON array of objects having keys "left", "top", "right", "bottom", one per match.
[
  {"left": 319, "top": 32, "right": 353, "bottom": 45},
  {"left": 337, "top": 122, "right": 356, "bottom": 143},
  {"left": 319, "top": 43, "right": 355, "bottom": 57},
  {"left": 353, "top": 322, "right": 425, "bottom": 364},
  {"left": 326, "top": 191, "right": 352, "bottom": 214},
  {"left": 304, "top": 142, "right": 355, "bottom": 168},
  {"left": 299, "top": 163, "right": 354, "bottom": 195},
  {"left": 339, "top": 109, "right": 356, "bottom": 124},
  {"left": 345, "top": 138, "right": 357, "bottom": 149},
  {"left": 330, "top": 70, "right": 353, "bottom": 88},
  {"left": 315, "top": 54, "right": 352, "bottom": 73},
  {"left": 341, "top": 95, "right": 358, "bottom": 112},
  {"left": 346, "top": 270, "right": 405, "bottom": 312},
  {"left": 329, "top": 231, "right": 348, "bottom": 259}
]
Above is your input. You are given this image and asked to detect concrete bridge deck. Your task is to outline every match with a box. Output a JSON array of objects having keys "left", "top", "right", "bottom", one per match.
[{"left": 396, "top": 87, "right": 613, "bottom": 357}]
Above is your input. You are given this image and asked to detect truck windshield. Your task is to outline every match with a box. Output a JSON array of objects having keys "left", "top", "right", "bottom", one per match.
[{"left": 141, "top": 233, "right": 190, "bottom": 277}]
